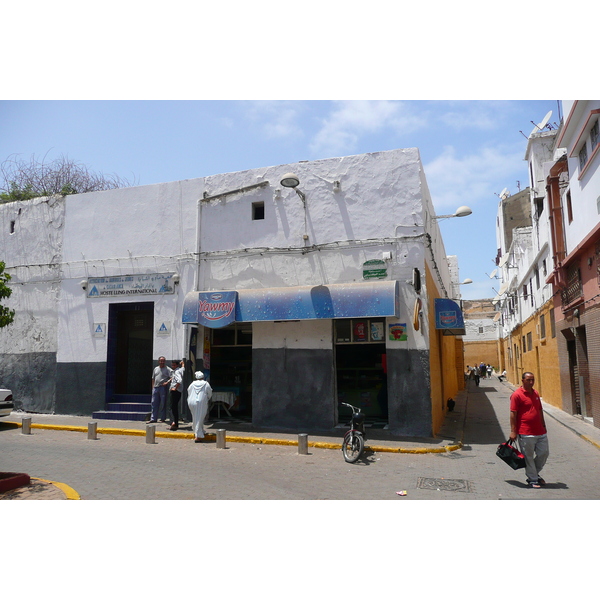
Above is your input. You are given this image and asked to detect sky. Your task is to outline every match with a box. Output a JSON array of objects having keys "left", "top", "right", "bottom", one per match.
[{"left": 0, "top": 99, "right": 561, "bottom": 299}]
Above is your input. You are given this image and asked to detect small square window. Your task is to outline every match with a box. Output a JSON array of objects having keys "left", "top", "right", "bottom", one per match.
[{"left": 252, "top": 202, "right": 265, "bottom": 220}]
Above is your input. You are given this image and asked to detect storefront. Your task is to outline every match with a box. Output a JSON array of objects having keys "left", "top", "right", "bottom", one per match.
[{"left": 183, "top": 281, "right": 399, "bottom": 430}]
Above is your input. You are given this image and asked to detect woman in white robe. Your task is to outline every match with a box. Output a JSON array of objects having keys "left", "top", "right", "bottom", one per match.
[{"left": 187, "top": 371, "right": 212, "bottom": 442}]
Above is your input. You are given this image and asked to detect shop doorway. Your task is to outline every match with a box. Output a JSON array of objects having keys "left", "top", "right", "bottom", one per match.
[
  {"left": 106, "top": 302, "right": 154, "bottom": 401},
  {"left": 335, "top": 318, "right": 388, "bottom": 422},
  {"left": 208, "top": 323, "right": 253, "bottom": 418}
]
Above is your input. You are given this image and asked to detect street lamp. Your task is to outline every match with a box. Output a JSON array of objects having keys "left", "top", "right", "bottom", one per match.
[
  {"left": 433, "top": 206, "right": 473, "bottom": 221},
  {"left": 280, "top": 172, "right": 306, "bottom": 204}
]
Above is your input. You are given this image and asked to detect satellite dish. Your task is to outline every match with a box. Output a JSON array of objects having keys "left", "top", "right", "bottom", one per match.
[
  {"left": 490, "top": 269, "right": 497, "bottom": 279},
  {"left": 530, "top": 110, "right": 552, "bottom": 136},
  {"left": 500, "top": 188, "right": 509, "bottom": 200},
  {"left": 538, "top": 110, "right": 552, "bottom": 131}
]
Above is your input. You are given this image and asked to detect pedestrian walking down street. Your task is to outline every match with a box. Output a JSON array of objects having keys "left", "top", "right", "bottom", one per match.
[
  {"left": 149, "top": 356, "right": 172, "bottom": 424},
  {"left": 187, "top": 371, "right": 212, "bottom": 443},
  {"left": 510, "top": 372, "right": 549, "bottom": 488}
]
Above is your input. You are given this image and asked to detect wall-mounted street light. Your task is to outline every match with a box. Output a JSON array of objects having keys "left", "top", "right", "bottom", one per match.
[
  {"left": 280, "top": 172, "right": 306, "bottom": 204},
  {"left": 433, "top": 205, "right": 473, "bottom": 221}
]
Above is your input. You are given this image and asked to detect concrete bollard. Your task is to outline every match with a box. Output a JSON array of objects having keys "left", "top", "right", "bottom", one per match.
[
  {"left": 88, "top": 422, "right": 98, "bottom": 440},
  {"left": 22, "top": 417, "right": 32, "bottom": 435},
  {"left": 146, "top": 423, "right": 156, "bottom": 444},
  {"left": 298, "top": 433, "right": 308, "bottom": 455},
  {"left": 216, "top": 429, "right": 226, "bottom": 449}
]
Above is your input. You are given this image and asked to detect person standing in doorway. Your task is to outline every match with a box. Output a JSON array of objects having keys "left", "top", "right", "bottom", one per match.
[
  {"left": 187, "top": 371, "right": 212, "bottom": 443},
  {"left": 509, "top": 372, "right": 549, "bottom": 488},
  {"left": 168, "top": 359, "right": 184, "bottom": 431},
  {"left": 149, "top": 356, "right": 172, "bottom": 424}
]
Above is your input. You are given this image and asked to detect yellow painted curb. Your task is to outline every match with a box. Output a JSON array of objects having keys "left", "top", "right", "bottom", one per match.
[
  {"left": 32, "top": 477, "right": 81, "bottom": 500},
  {"left": 581, "top": 435, "right": 600, "bottom": 451},
  {"left": 6, "top": 421, "right": 462, "bottom": 454}
]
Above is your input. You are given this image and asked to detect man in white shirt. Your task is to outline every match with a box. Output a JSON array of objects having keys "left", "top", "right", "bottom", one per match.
[{"left": 169, "top": 359, "right": 185, "bottom": 430}]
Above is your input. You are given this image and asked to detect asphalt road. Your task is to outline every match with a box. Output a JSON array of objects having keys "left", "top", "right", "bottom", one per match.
[{"left": 1, "top": 382, "right": 600, "bottom": 500}]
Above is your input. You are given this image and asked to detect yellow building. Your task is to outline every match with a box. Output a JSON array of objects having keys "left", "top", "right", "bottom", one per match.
[{"left": 501, "top": 299, "right": 562, "bottom": 408}]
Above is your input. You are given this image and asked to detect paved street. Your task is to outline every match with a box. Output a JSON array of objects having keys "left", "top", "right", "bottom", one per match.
[{"left": 1, "top": 378, "right": 599, "bottom": 500}]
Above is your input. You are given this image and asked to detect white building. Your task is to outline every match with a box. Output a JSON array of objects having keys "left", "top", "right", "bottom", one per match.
[{"left": 0, "top": 148, "right": 467, "bottom": 436}]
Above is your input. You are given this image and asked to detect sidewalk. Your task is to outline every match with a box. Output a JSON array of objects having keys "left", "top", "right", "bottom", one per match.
[{"left": 2, "top": 377, "right": 599, "bottom": 499}]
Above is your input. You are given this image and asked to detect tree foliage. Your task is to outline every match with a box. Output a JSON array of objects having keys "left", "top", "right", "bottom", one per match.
[
  {"left": 0, "top": 153, "right": 138, "bottom": 203},
  {"left": 0, "top": 261, "right": 15, "bottom": 328}
]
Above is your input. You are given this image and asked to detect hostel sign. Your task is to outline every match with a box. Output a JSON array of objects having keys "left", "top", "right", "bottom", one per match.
[{"left": 87, "top": 273, "right": 176, "bottom": 298}]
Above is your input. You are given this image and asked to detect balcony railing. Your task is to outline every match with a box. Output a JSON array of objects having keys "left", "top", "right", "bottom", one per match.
[{"left": 561, "top": 262, "right": 582, "bottom": 306}]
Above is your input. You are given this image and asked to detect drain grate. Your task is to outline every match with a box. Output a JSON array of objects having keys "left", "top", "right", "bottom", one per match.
[{"left": 417, "top": 477, "right": 473, "bottom": 493}]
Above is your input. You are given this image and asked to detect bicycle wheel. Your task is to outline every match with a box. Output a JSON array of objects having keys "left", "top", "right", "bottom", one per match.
[{"left": 342, "top": 431, "right": 364, "bottom": 463}]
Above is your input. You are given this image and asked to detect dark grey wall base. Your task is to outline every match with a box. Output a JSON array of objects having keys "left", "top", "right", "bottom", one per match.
[
  {"left": 0, "top": 352, "right": 57, "bottom": 413},
  {"left": 252, "top": 348, "right": 336, "bottom": 431},
  {"left": 0, "top": 354, "right": 106, "bottom": 416},
  {"left": 56, "top": 362, "right": 106, "bottom": 416},
  {"left": 385, "top": 348, "right": 432, "bottom": 437}
]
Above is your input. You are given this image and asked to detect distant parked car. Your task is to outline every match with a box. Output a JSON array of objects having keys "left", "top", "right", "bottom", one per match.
[{"left": 0, "top": 388, "right": 14, "bottom": 418}]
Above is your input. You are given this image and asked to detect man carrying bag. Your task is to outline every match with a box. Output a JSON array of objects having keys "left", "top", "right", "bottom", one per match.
[{"left": 509, "top": 372, "right": 549, "bottom": 488}]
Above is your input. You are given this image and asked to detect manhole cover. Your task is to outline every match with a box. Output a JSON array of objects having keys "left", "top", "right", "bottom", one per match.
[{"left": 417, "top": 477, "right": 473, "bottom": 493}]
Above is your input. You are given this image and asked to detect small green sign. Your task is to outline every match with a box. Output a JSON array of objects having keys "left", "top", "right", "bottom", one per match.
[{"left": 363, "top": 259, "right": 387, "bottom": 280}]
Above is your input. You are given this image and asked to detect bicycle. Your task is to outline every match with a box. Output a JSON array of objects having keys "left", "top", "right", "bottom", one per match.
[{"left": 340, "top": 402, "right": 366, "bottom": 463}]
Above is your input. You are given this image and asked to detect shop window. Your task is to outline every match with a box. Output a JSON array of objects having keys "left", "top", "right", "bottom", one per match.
[
  {"left": 211, "top": 323, "right": 252, "bottom": 347},
  {"left": 335, "top": 319, "right": 385, "bottom": 344}
]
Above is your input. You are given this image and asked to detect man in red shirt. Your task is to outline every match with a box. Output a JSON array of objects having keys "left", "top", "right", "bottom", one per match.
[{"left": 510, "top": 372, "right": 549, "bottom": 488}]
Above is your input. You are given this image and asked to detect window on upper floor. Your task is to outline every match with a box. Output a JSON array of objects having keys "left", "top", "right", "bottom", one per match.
[
  {"left": 542, "top": 259, "right": 547, "bottom": 277},
  {"left": 523, "top": 284, "right": 528, "bottom": 301},
  {"left": 566, "top": 190, "right": 573, "bottom": 223},
  {"left": 252, "top": 201, "right": 265, "bottom": 220},
  {"left": 591, "top": 120, "right": 599, "bottom": 152},
  {"left": 530, "top": 280, "right": 534, "bottom": 306},
  {"left": 535, "top": 266, "right": 540, "bottom": 289},
  {"left": 579, "top": 141, "right": 588, "bottom": 172},
  {"left": 540, "top": 313, "right": 546, "bottom": 339},
  {"left": 527, "top": 331, "right": 533, "bottom": 352}
]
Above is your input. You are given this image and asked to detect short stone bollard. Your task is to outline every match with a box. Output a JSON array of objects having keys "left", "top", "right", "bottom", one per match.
[
  {"left": 88, "top": 422, "right": 98, "bottom": 440},
  {"left": 298, "top": 433, "right": 308, "bottom": 455},
  {"left": 216, "top": 429, "right": 226, "bottom": 449},
  {"left": 22, "top": 417, "right": 32, "bottom": 435},
  {"left": 146, "top": 423, "right": 156, "bottom": 444}
]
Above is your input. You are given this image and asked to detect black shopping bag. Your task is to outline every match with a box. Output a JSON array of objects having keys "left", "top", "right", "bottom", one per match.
[{"left": 496, "top": 439, "right": 526, "bottom": 470}]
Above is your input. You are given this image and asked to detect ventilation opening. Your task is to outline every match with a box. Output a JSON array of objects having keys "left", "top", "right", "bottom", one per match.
[{"left": 252, "top": 202, "right": 265, "bottom": 220}]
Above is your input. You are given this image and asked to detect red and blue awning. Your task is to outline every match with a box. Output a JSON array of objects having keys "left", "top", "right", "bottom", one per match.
[{"left": 434, "top": 298, "right": 466, "bottom": 335}]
